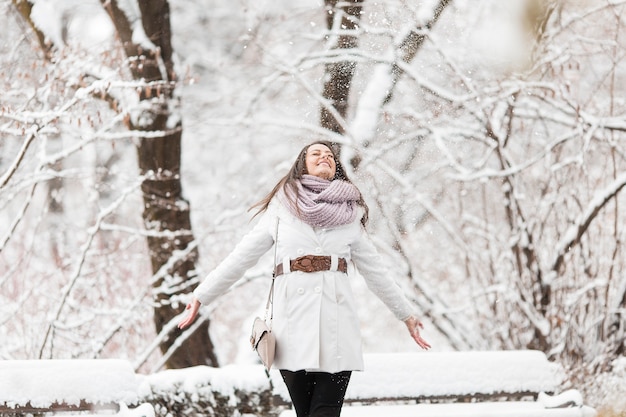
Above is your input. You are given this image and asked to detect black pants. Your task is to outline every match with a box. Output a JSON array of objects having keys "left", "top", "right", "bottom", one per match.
[{"left": 280, "top": 370, "right": 352, "bottom": 417}]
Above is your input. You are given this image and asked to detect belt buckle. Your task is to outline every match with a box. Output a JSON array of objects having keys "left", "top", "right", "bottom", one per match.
[{"left": 296, "top": 255, "right": 315, "bottom": 272}]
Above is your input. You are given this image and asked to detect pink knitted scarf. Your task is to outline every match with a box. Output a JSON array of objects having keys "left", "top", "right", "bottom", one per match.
[{"left": 283, "top": 175, "right": 361, "bottom": 228}]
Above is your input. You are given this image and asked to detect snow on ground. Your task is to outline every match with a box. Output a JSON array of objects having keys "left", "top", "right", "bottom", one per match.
[
  {"left": 0, "top": 350, "right": 598, "bottom": 417},
  {"left": 280, "top": 400, "right": 597, "bottom": 417},
  {"left": 271, "top": 351, "right": 565, "bottom": 403},
  {"left": 0, "top": 359, "right": 140, "bottom": 408}
]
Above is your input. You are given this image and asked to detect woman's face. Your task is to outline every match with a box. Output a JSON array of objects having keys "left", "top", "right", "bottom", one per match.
[{"left": 305, "top": 144, "right": 336, "bottom": 180}]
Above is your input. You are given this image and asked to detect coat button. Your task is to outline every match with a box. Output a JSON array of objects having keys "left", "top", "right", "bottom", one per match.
[
  {"left": 297, "top": 248, "right": 304, "bottom": 255},
  {"left": 314, "top": 247, "right": 322, "bottom": 254},
  {"left": 314, "top": 287, "right": 321, "bottom": 293},
  {"left": 297, "top": 288, "right": 305, "bottom": 295}
]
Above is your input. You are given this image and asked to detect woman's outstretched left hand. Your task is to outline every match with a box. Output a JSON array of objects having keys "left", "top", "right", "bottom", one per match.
[
  {"left": 178, "top": 297, "right": 201, "bottom": 330},
  {"left": 404, "top": 316, "right": 431, "bottom": 350}
]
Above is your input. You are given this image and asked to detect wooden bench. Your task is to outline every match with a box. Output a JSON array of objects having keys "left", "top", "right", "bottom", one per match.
[
  {"left": 0, "top": 359, "right": 151, "bottom": 415},
  {"left": 274, "top": 350, "right": 597, "bottom": 417}
]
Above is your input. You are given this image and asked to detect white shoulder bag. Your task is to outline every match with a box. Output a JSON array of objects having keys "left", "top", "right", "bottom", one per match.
[{"left": 250, "top": 217, "right": 279, "bottom": 372}]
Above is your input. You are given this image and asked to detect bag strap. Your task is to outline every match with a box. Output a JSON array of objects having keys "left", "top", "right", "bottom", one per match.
[{"left": 265, "top": 217, "right": 279, "bottom": 328}]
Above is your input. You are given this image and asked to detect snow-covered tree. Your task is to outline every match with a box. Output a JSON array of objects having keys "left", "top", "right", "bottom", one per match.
[{"left": 2, "top": 0, "right": 217, "bottom": 369}]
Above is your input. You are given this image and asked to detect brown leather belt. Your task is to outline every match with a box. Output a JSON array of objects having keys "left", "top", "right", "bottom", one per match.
[{"left": 274, "top": 255, "right": 347, "bottom": 277}]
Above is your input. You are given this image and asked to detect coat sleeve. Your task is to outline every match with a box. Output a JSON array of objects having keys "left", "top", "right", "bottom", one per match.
[
  {"left": 193, "top": 212, "right": 275, "bottom": 306},
  {"left": 350, "top": 228, "right": 414, "bottom": 321}
]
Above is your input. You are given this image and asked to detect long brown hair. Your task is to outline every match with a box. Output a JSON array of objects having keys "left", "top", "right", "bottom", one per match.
[{"left": 249, "top": 140, "right": 369, "bottom": 226}]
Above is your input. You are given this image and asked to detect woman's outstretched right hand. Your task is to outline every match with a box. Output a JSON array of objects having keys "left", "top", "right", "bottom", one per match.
[
  {"left": 404, "top": 315, "right": 431, "bottom": 350},
  {"left": 178, "top": 297, "right": 201, "bottom": 329}
]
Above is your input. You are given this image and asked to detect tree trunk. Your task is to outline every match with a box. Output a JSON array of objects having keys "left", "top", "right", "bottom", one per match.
[
  {"left": 385, "top": 0, "right": 451, "bottom": 104},
  {"left": 101, "top": 0, "right": 218, "bottom": 369},
  {"left": 11, "top": 0, "right": 54, "bottom": 60},
  {"left": 320, "top": 0, "right": 363, "bottom": 137}
]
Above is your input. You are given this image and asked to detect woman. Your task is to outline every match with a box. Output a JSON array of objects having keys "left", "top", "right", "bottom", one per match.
[{"left": 178, "top": 141, "right": 430, "bottom": 417}]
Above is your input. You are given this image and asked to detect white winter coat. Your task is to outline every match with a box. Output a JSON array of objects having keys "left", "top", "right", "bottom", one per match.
[{"left": 193, "top": 200, "right": 414, "bottom": 373}]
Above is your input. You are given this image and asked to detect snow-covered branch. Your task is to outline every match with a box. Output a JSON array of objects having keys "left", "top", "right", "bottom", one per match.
[{"left": 551, "top": 171, "right": 626, "bottom": 273}]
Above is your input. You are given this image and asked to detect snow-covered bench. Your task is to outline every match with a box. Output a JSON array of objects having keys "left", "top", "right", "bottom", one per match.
[
  {"left": 0, "top": 359, "right": 152, "bottom": 416},
  {"left": 274, "top": 350, "right": 597, "bottom": 417}
]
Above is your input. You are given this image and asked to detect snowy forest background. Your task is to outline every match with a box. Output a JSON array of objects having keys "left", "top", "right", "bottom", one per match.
[{"left": 1, "top": 0, "right": 626, "bottom": 412}]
